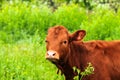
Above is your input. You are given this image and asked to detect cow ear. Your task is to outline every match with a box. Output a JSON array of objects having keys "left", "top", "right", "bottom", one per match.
[{"left": 70, "top": 30, "right": 86, "bottom": 41}]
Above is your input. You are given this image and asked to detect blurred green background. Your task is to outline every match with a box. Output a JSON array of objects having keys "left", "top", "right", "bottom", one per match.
[{"left": 0, "top": 0, "right": 120, "bottom": 80}]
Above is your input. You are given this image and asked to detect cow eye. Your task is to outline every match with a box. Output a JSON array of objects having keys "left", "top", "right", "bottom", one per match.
[{"left": 63, "top": 40, "right": 67, "bottom": 44}]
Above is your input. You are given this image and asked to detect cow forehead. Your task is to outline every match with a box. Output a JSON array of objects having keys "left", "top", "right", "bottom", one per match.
[{"left": 47, "top": 26, "right": 69, "bottom": 40}]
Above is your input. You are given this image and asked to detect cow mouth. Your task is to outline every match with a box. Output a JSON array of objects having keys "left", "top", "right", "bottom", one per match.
[
  {"left": 45, "top": 50, "right": 60, "bottom": 62},
  {"left": 46, "top": 58, "right": 59, "bottom": 63}
]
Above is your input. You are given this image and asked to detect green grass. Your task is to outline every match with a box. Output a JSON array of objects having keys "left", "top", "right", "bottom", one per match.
[{"left": 0, "top": 39, "right": 64, "bottom": 80}]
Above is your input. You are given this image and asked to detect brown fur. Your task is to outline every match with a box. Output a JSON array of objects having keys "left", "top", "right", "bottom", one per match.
[{"left": 45, "top": 25, "right": 120, "bottom": 80}]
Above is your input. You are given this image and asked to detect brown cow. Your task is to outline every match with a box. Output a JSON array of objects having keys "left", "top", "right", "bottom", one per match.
[{"left": 45, "top": 25, "right": 120, "bottom": 80}]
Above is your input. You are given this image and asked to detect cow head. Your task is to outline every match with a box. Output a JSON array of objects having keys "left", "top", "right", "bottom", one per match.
[{"left": 45, "top": 26, "right": 86, "bottom": 63}]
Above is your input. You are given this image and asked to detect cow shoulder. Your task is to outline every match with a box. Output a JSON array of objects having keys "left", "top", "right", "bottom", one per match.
[
  {"left": 84, "top": 40, "right": 97, "bottom": 52},
  {"left": 84, "top": 40, "right": 120, "bottom": 51}
]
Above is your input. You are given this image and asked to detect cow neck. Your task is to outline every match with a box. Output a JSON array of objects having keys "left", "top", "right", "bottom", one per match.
[
  {"left": 53, "top": 41, "right": 89, "bottom": 80},
  {"left": 56, "top": 59, "right": 76, "bottom": 80},
  {"left": 68, "top": 41, "right": 88, "bottom": 69}
]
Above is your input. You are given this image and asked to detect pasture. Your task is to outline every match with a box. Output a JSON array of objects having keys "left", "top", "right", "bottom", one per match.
[{"left": 0, "top": 0, "right": 120, "bottom": 80}]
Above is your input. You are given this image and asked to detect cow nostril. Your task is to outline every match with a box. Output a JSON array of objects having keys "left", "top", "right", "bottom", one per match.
[
  {"left": 53, "top": 53, "right": 56, "bottom": 56},
  {"left": 46, "top": 50, "right": 59, "bottom": 60},
  {"left": 47, "top": 51, "right": 56, "bottom": 57},
  {"left": 47, "top": 52, "right": 49, "bottom": 55}
]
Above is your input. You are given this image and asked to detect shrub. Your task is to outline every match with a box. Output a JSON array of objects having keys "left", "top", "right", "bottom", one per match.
[
  {"left": 0, "top": 1, "right": 52, "bottom": 43},
  {"left": 80, "top": 5, "right": 120, "bottom": 40},
  {"left": 73, "top": 63, "right": 94, "bottom": 80},
  {"left": 0, "top": 2, "right": 88, "bottom": 43},
  {"left": 52, "top": 4, "right": 87, "bottom": 31}
]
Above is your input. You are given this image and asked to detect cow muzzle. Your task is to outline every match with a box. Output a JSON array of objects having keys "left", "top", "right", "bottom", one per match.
[{"left": 45, "top": 50, "right": 59, "bottom": 62}]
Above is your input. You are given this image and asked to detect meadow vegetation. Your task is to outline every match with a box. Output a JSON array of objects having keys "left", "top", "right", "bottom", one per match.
[{"left": 0, "top": 0, "right": 120, "bottom": 80}]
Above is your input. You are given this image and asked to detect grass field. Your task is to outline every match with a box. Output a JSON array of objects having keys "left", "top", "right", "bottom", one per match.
[
  {"left": 0, "top": 38, "right": 65, "bottom": 80},
  {"left": 0, "top": 1, "right": 120, "bottom": 80}
]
